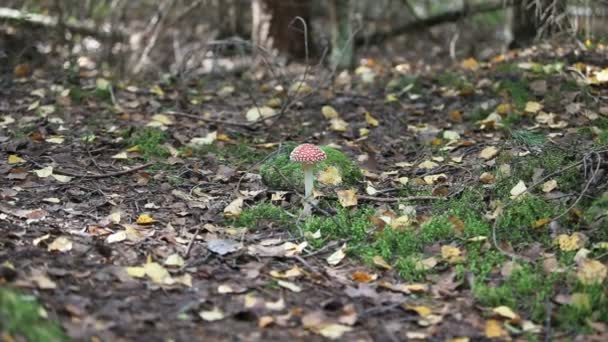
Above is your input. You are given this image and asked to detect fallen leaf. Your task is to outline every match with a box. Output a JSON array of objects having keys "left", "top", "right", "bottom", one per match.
[
  {"left": 418, "top": 160, "right": 438, "bottom": 170},
  {"left": 336, "top": 189, "right": 357, "bottom": 208},
  {"left": 277, "top": 280, "right": 302, "bottom": 292},
  {"left": 542, "top": 179, "right": 558, "bottom": 193},
  {"left": 510, "top": 180, "right": 527, "bottom": 199},
  {"left": 493, "top": 306, "right": 520, "bottom": 321},
  {"left": 441, "top": 245, "right": 464, "bottom": 263},
  {"left": 246, "top": 106, "right": 276, "bottom": 122},
  {"left": 207, "top": 239, "right": 242, "bottom": 256},
  {"left": 577, "top": 259, "right": 607, "bottom": 285},
  {"left": 106, "top": 231, "right": 127, "bottom": 243},
  {"left": 364, "top": 112, "right": 379, "bottom": 127},
  {"left": 372, "top": 256, "right": 392, "bottom": 270},
  {"left": 351, "top": 271, "right": 377, "bottom": 283},
  {"left": 318, "top": 166, "right": 343, "bottom": 186},
  {"left": 327, "top": 244, "right": 347, "bottom": 266},
  {"left": 164, "top": 253, "right": 185, "bottom": 267},
  {"left": 199, "top": 308, "right": 225, "bottom": 321},
  {"left": 322, "top": 105, "right": 339, "bottom": 119},
  {"left": 126, "top": 266, "right": 146, "bottom": 278},
  {"left": 223, "top": 197, "right": 244, "bottom": 218},
  {"left": 525, "top": 101, "right": 543, "bottom": 113},
  {"left": 329, "top": 118, "right": 349, "bottom": 132},
  {"left": 405, "top": 305, "right": 433, "bottom": 317},
  {"left": 136, "top": 214, "right": 157, "bottom": 225},
  {"left": 485, "top": 319, "right": 507, "bottom": 338},
  {"left": 479, "top": 146, "right": 499, "bottom": 160},
  {"left": 461, "top": 57, "right": 479, "bottom": 70},
  {"left": 47, "top": 237, "right": 73, "bottom": 252},
  {"left": 143, "top": 262, "right": 172, "bottom": 285},
  {"left": 8, "top": 154, "right": 25, "bottom": 164},
  {"left": 34, "top": 166, "right": 53, "bottom": 178},
  {"left": 555, "top": 233, "right": 586, "bottom": 252}
]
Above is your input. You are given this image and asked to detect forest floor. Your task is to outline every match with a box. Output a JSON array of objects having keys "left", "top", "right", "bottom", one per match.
[{"left": 1, "top": 39, "right": 608, "bottom": 341}]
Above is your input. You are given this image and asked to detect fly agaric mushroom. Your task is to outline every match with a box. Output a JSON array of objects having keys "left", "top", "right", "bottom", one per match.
[{"left": 290, "top": 143, "right": 327, "bottom": 215}]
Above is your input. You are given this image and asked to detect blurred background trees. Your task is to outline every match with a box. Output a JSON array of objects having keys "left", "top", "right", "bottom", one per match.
[{"left": 0, "top": 0, "right": 606, "bottom": 78}]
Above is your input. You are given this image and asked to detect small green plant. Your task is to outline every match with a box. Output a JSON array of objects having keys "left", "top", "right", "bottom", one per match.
[
  {"left": 260, "top": 143, "right": 362, "bottom": 191},
  {"left": 0, "top": 287, "right": 67, "bottom": 342},
  {"left": 128, "top": 128, "right": 169, "bottom": 160},
  {"left": 233, "top": 203, "right": 292, "bottom": 228},
  {"left": 499, "top": 79, "right": 530, "bottom": 111}
]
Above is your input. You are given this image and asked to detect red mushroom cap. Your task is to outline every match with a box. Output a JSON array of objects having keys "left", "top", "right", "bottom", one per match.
[{"left": 290, "top": 143, "right": 326, "bottom": 164}]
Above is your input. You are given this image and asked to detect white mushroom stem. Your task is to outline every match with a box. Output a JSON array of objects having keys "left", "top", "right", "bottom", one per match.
[
  {"left": 303, "top": 163, "right": 314, "bottom": 199},
  {"left": 302, "top": 163, "right": 314, "bottom": 215}
]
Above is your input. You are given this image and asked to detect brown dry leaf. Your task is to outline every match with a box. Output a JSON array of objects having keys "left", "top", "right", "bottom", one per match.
[
  {"left": 479, "top": 146, "right": 499, "bottom": 160},
  {"left": 302, "top": 312, "right": 353, "bottom": 340},
  {"left": 318, "top": 166, "right": 343, "bottom": 186},
  {"left": 416, "top": 256, "right": 438, "bottom": 271},
  {"left": 258, "top": 316, "right": 275, "bottom": 328},
  {"left": 479, "top": 172, "right": 496, "bottom": 184},
  {"left": 270, "top": 266, "right": 303, "bottom": 279},
  {"left": 423, "top": 173, "right": 447, "bottom": 185},
  {"left": 485, "top": 319, "right": 508, "bottom": 338},
  {"left": 351, "top": 271, "right": 377, "bottom": 283},
  {"left": 336, "top": 189, "right": 357, "bottom": 208},
  {"left": 577, "top": 259, "right": 607, "bottom": 285},
  {"left": 30, "top": 270, "right": 57, "bottom": 290}
]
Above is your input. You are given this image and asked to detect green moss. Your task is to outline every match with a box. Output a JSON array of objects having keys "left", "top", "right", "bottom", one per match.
[
  {"left": 473, "top": 265, "right": 562, "bottom": 322},
  {"left": 499, "top": 79, "right": 530, "bottom": 111},
  {"left": 260, "top": 143, "right": 362, "bottom": 191},
  {"left": 0, "top": 287, "right": 67, "bottom": 342},
  {"left": 557, "top": 284, "right": 608, "bottom": 332},
  {"left": 233, "top": 203, "right": 292, "bottom": 228},
  {"left": 496, "top": 195, "right": 557, "bottom": 245},
  {"left": 190, "top": 140, "right": 265, "bottom": 168},
  {"left": 128, "top": 128, "right": 169, "bottom": 160}
]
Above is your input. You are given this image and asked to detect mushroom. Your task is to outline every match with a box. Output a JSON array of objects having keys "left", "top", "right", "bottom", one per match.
[{"left": 290, "top": 143, "right": 327, "bottom": 215}]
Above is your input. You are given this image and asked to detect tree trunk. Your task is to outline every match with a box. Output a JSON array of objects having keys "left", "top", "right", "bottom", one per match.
[
  {"left": 251, "top": 0, "right": 312, "bottom": 59},
  {"left": 329, "top": 0, "right": 353, "bottom": 69},
  {"left": 510, "top": 0, "right": 567, "bottom": 48}
]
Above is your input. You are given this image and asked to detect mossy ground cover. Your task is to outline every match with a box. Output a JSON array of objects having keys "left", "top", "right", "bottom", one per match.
[{"left": 0, "top": 287, "right": 67, "bottom": 342}]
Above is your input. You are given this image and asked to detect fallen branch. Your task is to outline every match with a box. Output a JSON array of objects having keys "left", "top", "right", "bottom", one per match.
[
  {"left": 0, "top": 7, "right": 124, "bottom": 41},
  {"left": 356, "top": 0, "right": 513, "bottom": 46}
]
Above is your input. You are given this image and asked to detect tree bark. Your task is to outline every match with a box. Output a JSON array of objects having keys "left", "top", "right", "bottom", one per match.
[
  {"left": 251, "top": 0, "right": 312, "bottom": 59},
  {"left": 329, "top": 0, "right": 353, "bottom": 69},
  {"left": 510, "top": 0, "right": 567, "bottom": 48}
]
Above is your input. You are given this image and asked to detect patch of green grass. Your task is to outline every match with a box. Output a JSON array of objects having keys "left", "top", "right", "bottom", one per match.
[
  {"left": 128, "top": 128, "right": 169, "bottom": 160},
  {"left": 474, "top": 265, "right": 561, "bottom": 322},
  {"left": 495, "top": 62, "right": 519, "bottom": 75},
  {"left": 496, "top": 195, "right": 558, "bottom": 245},
  {"left": 189, "top": 140, "right": 266, "bottom": 168},
  {"left": 511, "top": 130, "right": 547, "bottom": 148},
  {"left": 557, "top": 283, "right": 608, "bottom": 333},
  {"left": 499, "top": 79, "right": 530, "bottom": 111},
  {"left": 233, "top": 203, "right": 292, "bottom": 228},
  {"left": 260, "top": 143, "right": 362, "bottom": 191},
  {"left": 467, "top": 107, "right": 493, "bottom": 123},
  {"left": 0, "top": 287, "right": 67, "bottom": 342},
  {"left": 436, "top": 71, "right": 467, "bottom": 88}
]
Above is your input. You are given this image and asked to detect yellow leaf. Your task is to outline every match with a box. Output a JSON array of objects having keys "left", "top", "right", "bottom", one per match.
[
  {"left": 317, "top": 324, "right": 352, "bottom": 339},
  {"left": 51, "top": 174, "right": 72, "bottom": 183},
  {"left": 525, "top": 101, "right": 543, "bottom": 113},
  {"left": 47, "top": 236, "right": 73, "bottom": 252},
  {"left": 326, "top": 244, "right": 347, "bottom": 266},
  {"left": 329, "top": 118, "right": 349, "bottom": 132},
  {"left": 423, "top": 173, "right": 447, "bottom": 185},
  {"left": 441, "top": 245, "right": 463, "bottom": 263},
  {"left": 143, "top": 262, "right": 172, "bottom": 284},
  {"left": 318, "top": 166, "right": 343, "bottom": 186},
  {"left": 496, "top": 103, "right": 512, "bottom": 115},
  {"left": 364, "top": 112, "right": 379, "bottom": 127},
  {"left": 223, "top": 197, "right": 244, "bottom": 218},
  {"left": 493, "top": 306, "right": 519, "bottom": 321},
  {"left": 461, "top": 57, "right": 479, "bottom": 70},
  {"left": 246, "top": 106, "right": 276, "bottom": 122},
  {"left": 571, "top": 293, "right": 591, "bottom": 310},
  {"left": 150, "top": 84, "right": 165, "bottom": 97},
  {"left": 596, "top": 68, "right": 608, "bottom": 83},
  {"left": 485, "top": 319, "right": 507, "bottom": 338},
  {"left": 322, "top": 105, "right": 339, "bottom": 119},
  {"left": 289, "top": 81, "right": 313, "bottom": 95},
  {"left": 164, "top": 253, "right": 185, "bottom": 267},
  {"left": 405, "top": 305, "right": 432, "bottom": 317},
  {"left": 577, "top": 259, "right": 607, "bottom": 285},
  {"left": 479, "top": 146, "right": 499, "bottom": 160},
  {"left": 555, "top": 233, "right": 586, "bottom": 252},
  {"left": 126, "top": 266, "right": 146, "bottom": 278},
  {"left": 372, "top": 256, "right": 392, "bottom": 270},
  {"left": 336, "top": 189, "right": 357, "bottom": 208},
  {"left": 8, "top": 154, "right": 25, "bottom": 164},
  {"left": 112, "top": 151, "right": 129, "bottom": 159},
  {"left": 136, "top": 214, "right": 157, "bottom": 225},
  {"left": 418, "top": 160, "right": 439, "bottom": 170}
]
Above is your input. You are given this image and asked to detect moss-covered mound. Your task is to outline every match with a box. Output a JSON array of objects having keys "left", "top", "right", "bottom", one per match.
[{"left": 260, "top": 143, "right": 362, "bottom": 191}]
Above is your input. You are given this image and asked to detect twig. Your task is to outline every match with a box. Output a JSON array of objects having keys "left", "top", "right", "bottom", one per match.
[
  {"left": 304, "top": 238, "right": 350, "bottom": 257},
  {"left": 357, "top": 195, "right": 443, "bottom": 203},
  {"left": 28, "top": 158, "right": 153, "bottom": 179},
  {"left": 184, "top": 226, "right": 201, "bottom": 259}
]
